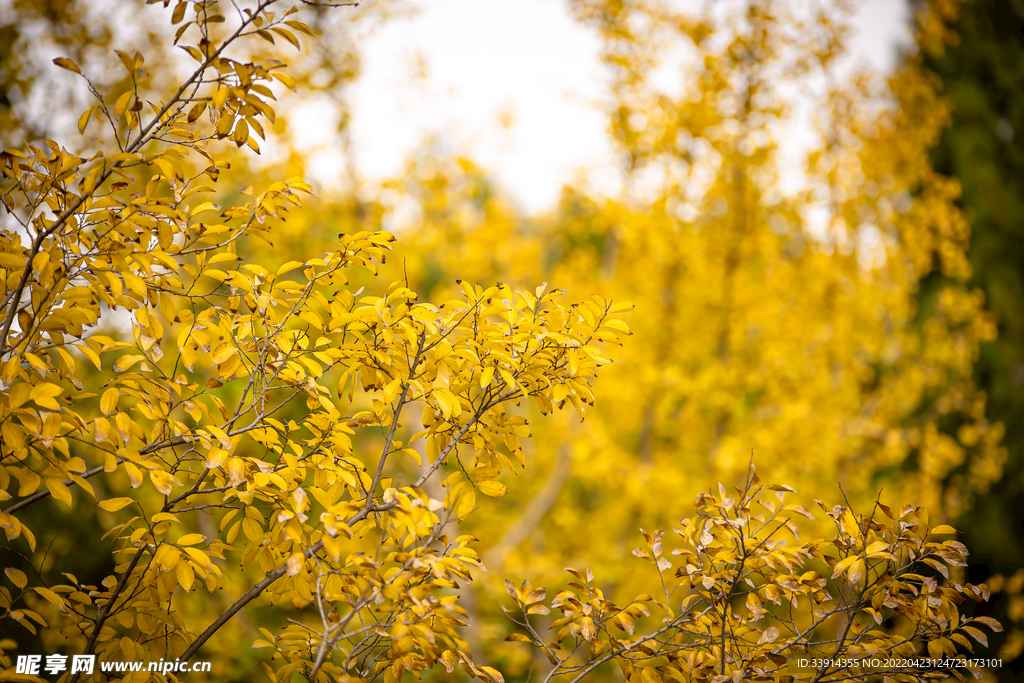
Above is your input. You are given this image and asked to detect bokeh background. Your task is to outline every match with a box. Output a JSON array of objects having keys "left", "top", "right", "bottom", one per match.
[{"left": 1, "top": 0, "right": 1021, "bottom": 680}]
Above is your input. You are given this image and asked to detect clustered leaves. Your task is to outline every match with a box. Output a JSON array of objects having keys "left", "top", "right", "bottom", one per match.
[
  {"left": 0, "top": 1, "right": 634, "bottom": 682},
  {"left": 373, "top": 0, "right": 1006, "bottom": 630},
  {"left": 503, "top": 467, "right": 1001, "bottom": 683}
]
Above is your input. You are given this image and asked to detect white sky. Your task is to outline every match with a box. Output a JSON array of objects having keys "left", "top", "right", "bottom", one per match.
[{"left": 296, "top": 0, "right": 912, "bottom": 215}]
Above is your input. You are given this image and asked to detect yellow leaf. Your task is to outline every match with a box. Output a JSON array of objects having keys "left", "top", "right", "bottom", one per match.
[
  {"left": 190, "top": 202, "right": 221, "bottom": 217},
  {"left": 122, "top": 271, "right": 147, "bottom": 299},
  {"left": 457, "top": 490, "right": 476, "bottom": 521},
  {"left": 930, "top": 525, "right": 959, "bottom": 535},
  {"left": 284, "top": 20, "right": 315, "bottom": 36},
  {"left": 114, "top": 49, "right": 137, "bottom": 72},
  {"left": 150, "top": 470, "right": 177, "bottom": 495},
  {"left": 973, "top": 616, "right": 1003, "bottom": 632},
  {"left": 78, "top": 344, "right": 102, "bottom": 370},
  {"left": 30, "top": 383, "right": 62, "bottom": 410},
  {"left": 177, "top": 533, "right": 205, "bottom": 546},
  {"left": 211, "top": 343, "right": 238, "bottom": 364},
  {"left": 480, "top": 366, "right": 494, "bottom": 388},
  {"left": 847, "top": 558, "right": 865, "bottom": 586},
  {"left": 99, "top": 497, "right": 134, "bottom": 512},
  {"left": 17, "top": 468, "right": 40, "bottom": 496},
  {"left": 476, "top": 480, "right": 507, "bottom": 497},
  {"left": 184, "top": 547, "right": 210, "bottom": 566},
  {"left": 124, "top": 462, "right": 143, "bottom": 488},
  {"left": 93, "top": 417, "right": 111, "bottom": 442},
  {"left": 832, "top": 555, "right": 858, "bottom": 578},
  {"left": 8, "top": 383, "right": 32, "bottom": 409},
  {"left": 273, "top": 72, "right": 297, "bottom": 91},
  {"left": 78, "top": 107, "right": 94, "bottom": 134},
  {"left": 479, "top": 666, "right": 504, "bottom": 683},
  {"left": 323, "top": 535, "right": 341, "bottom": 563},
  {"left": 34, "top": 586, "right": 66, "bottom": 612},
  {"left": 639, "top": 667, "right": 662, "bottom": 683},
  {"left": 840, "top": 509, "right": 861, "bottom": 539},
  {"left": 176, "top": 560, "right": 195, "bottom": 591},
  {"left": 433, "top": 388, "right": 462, "bottom": 419},
  {"left": 469, "top": 466, "right": 500, "bottom": 482},
  {"left": 172, "top": 1, "right": 187, "bottom": 23},
  {"left": 100, "top": 387, "right": 120, "bottom": 416},
  {"left": 46, "top": 479, "right": 73, "bottom": 508},
  {"left": 0, "top": 253, "right": 26, "bottom": 269},
  {"left": 961, "top": 626, "right": 988, "bottom": 647},
  {"left": 114, "top": 90, "right": 133, "bottom": 118},
  {"left": 155, "top": 545, "right": 180, "bottom": 570},
  {"left": 181, "top": 344, "right": 197, "bottom": 371},
  {"left": 276, "top": 261, "right": 303, "bottom": 276},
  {"left": 286, "top": 552, "right": 304, "bottom": 576},
  {"left": 53, "top": 57, "right": 81, "bottom": 74},
  {"left": 745, "top": 592, "right": 763, "bottom": 620},
  {"left": 208, "top": 252, "right": 240, "bottom": 264},
  {"left": 602, "top": 318, "right": 632, "bottom": 334},
  {"left": 113, "top": 355, "right": 144, "bottom": 372},
  {"left": 402, "top": 448, "right": 422, "bottom": 466},
  {"left": 4, "top": 568, "right": 27, "bottom": 589},
  {"left": 271, "top": 26, "right": 300, "bottom": 50},
  {"left": 580, "top": 616, "right": 596, "bottom": 642},
  {"left": 864, "top": 540, "right": 895, "bottom": 559}
]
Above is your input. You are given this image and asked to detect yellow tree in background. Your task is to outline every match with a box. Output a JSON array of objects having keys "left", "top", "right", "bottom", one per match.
[
  {"left": 529, "top": 0, "right": 1005, "bottom": 568},
  {"left": 361, "top": 0, "right": 1006, "bottom": 672}
]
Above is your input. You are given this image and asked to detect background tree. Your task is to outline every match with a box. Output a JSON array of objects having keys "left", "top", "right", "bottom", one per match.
[
  {"left": 916, "top": 0, "right": 1024, "bottom": 674},
  {"left": 360, "top": 3, "right": 1007, "bottom": 674}
]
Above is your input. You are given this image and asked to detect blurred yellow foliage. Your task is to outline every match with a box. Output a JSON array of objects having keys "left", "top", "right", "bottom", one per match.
[
  {"left": 355, "top": 0, "right": 1006, "bottom": 671},
  {"left": 0, "top": 0, "right": 1007, "bottom": 681}
]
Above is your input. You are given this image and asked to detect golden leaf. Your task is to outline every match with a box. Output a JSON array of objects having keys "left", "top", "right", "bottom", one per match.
[
  {"left": 757, "top": 626, "right": 779, "bottom": 645},
  {"left": 33, "top": 586, "right": 67, "bottom": 612},
  {"left": 176, "top": 560, "right": 195, "bottom": 591},
  {"left": 78, "top": 107, "right": 93, "bottom": 134},
  {"left": 45, "top": 479, "right": 73, "bottom": 508},
  {"left": 457, "top": 490, "right": 476, "bottom": 521},
  {"left": 5, "top": 568, "right": 28, "bottom": 589},
  {"left": 30, "top": 383, "right": 62, "bottom": 410},
  {"left": 99, "top": 497, "right": 134, "bottom": 512},
  {"left": 476, "top": 480, "right": 507, "bottom": 497},
  {"left": 100, "top": 387, "right": 119, "bottom": 416},
  {"left": 123, "top": 462, "right": 144, "bottom": 488},
  {"left": 52, "top": 57, "right": 81, "bottom": 74},
  {"left": 580, "top": 616, "right": 596, "bottom": 642}
]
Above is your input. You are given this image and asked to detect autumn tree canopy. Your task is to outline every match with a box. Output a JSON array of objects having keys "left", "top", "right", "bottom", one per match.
[{"left": 0, "top": 0, "right": 1009, "bottom": 682}]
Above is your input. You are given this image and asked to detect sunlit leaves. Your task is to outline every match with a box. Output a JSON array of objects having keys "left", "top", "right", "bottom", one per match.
[
  {"left": 0, "top": 1, "right": 630, "bottom": 675},
  {"left": 0, "top": 1, "right": 629, "bottom": 679},
  {"left": 503, "top": 466, "right": 999, "bottom": 682},
  {"left": 372, "top": 6, "right": 1011, "bottom": 674},
  {"left": 0, "top": 0, "right": 1005, "bottom": 681}
]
